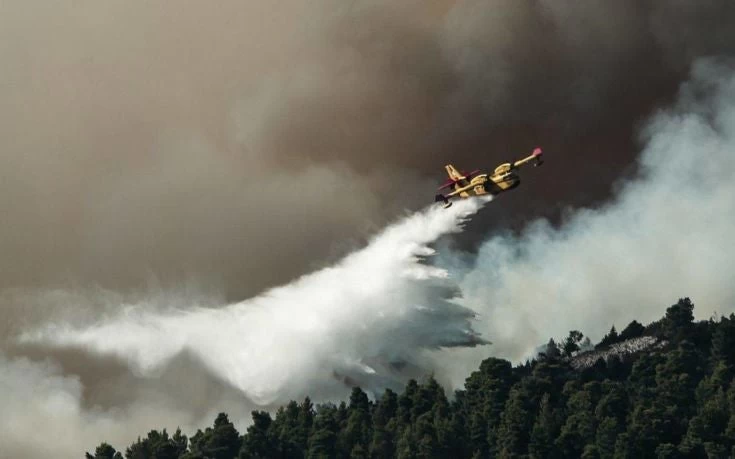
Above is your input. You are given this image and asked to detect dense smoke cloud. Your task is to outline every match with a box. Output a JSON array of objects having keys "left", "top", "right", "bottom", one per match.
[
  {"left": 2, "top": 1, "right": 735, "bottom": 298},
  {"left": 441, "top": 58, "right": 735, "bottom": 375},
  {"left": 3, "top": 1, "right": 735, "bottom": 457}
]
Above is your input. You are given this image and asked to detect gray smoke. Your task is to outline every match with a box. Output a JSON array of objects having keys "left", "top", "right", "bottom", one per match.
[
  {"left": 2, "top": 1, "right": 735, "bottom": 457},
  {"left": 2, "top": 1, "right": 735, "bottom": 299},
  {"left": 434, "top": 58, "right": 735, "bottom": 383}
]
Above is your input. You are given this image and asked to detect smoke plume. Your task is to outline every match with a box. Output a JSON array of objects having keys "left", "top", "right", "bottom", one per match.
[
  {"left": 2, "top": 1, "right": 735, "bottom": 299},
  {"left": 442, "top": 58, "right": 735, "bottom": 374},
  {"left": 24, "top": 198, "right": 490, "bottom": 405},
  {"left": 3, "top": 1, "right": 735, "bottom": 457}
]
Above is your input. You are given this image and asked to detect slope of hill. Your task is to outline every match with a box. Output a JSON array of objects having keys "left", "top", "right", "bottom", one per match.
[
  {"left": 570, "top": 336, "right": 667, "bottom": 370},
  {"left": 85, "top": 297, "right": 735, "bottom": 459}
]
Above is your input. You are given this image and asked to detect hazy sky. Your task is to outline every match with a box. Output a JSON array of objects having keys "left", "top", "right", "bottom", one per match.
[
  {"left": 2, "top": 1, "right": 734, "bottom": 300},
  {"left": 2, "top": 2, "right": 735, "bottom": 457}
]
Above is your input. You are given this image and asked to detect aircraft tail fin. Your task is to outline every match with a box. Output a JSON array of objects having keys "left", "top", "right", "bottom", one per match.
[{"left": 445, "top": 164, "right": 464, "bottom": 181}]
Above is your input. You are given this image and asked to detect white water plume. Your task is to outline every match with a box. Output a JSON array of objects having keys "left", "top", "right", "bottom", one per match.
[{"left": 23, "top": 197, "right": 491, "bottom": 405}]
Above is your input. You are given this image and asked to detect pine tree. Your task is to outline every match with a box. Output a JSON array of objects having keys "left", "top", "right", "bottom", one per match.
[
  {"left": 85, "top": 443, "right": 123, "bottom": 459},
  {"left": 370, "top": 389, "right": 397, "bottom": 458},
  {"left": 597, "top": 326, "right": 619, "bottom": 348},
  {"left": 307, "top": 405, "right": 339, "bottom": 459},
  {"left": 271, "top": 401, "right": 302, "bottom": 458},
  {"left": 342, "top": 387, "right": 372, "bottom": 455},
  {"left": 529, "top": 393, "right": 558, "bottom": 459},
  {"left": 496, "top": 386, "right": 533, "bottom": 458},
  {"left": 296, "top": 397, "right": 315, "bottom": 452},
  {"left": 662, "top": 297, "right": 695, "bottom": 342},
  {"left": 188, "top": 413, "right": 241, "bottom": 459},
  {"left": 395, "top": 425, "right": 415, "bottom": 459},
  {"left": 240, "top": 411, "right": 275, "bottom": 459},
  {"left": 710, "top": 314, "right": 735, "bottom": 371},
  {"left": 460, "top": 357, "right": 514, "bottom": 456},
  {"left": 562, "top": 330, "right": 584, "bottom": 356},
  {"left": 555, "top": 388, "right": 597, "bottom": 457},
  {"left": 125, "top": 429, "right": 185, "bottom": 459},
  {"left": 618, "top": 320, "right": 645, "bottom": 341},
  {"left": 680, "top": 387, "right": 728, "bottom": 456},
  {"left": 595, "top": 417, "right": 620, "bottom": 459}
]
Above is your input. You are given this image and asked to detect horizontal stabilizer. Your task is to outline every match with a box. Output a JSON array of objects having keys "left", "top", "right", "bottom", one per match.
[{"left": 437, "top": 179, "right": 456, "bottom": 191}]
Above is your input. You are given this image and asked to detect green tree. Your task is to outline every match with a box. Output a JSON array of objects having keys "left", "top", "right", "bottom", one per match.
[
  {"left": 342, "top": 387, "right": 372, "bottom": 455},
  {"left": 270, "top": 401, "right": 303, "bottom": 458},
  {"left": 308, "top": 404, "right": 339, "bottom": 459},
  {"left": 86, "top": 443, "right": 123, "bottom": 459},
  {"left": 186, "top": 413, "right": 241, "bottom": 459},
  {"left": 459, "top": 357, "right": 514, "bottom": 456},
  {"left": 370, "top": 389, "right": 397, "bottom": 458},
  {"left": 680, "top": 387, "right": 728, "bottom": 456},
  {"left": 240, "top": 411, "right": 275, "bottom": 459},
  {"left": 710, "top": 314, "right": 735, "bottom": 370},
  {"left": 595, "top": 381, "right": 627, "bottom": 423},
  {"left": 562, "top": 330, "right": 585, "bottom": 356},
  {"left": 296, "top": 397, "right": 315, "bottom": 453},
  {"left": 597, "top": 326, "right": 619, "bottom": 348},
  {"left": 619, "top": 320, "right": 646, "bottom": 341},
  {"left": 543, "top": 338, "right": 562, "bottom": 360},
  {"left": 496, "top": 386, "right": 534, "bottom": 458},
  {"left": 662, "top": 297, "right": 695, "bottom": 342},
  {"left": 395, "top": 425, "right": 415, "bottom": 459},
  {"left": 125, "top": 428, "right": 187, "bottom": 459},
  {"left": 529, "top": 393, "right": 559, "bottom": 459},
  {"left": 595, "top": 417, "right": 620, "bottom": 459},
  {"left": 397, "top": 380, "right": 419, "bottom": 427},
  {"left": 555, "top": 387, "right": 597, "bottom": 458},
  {"left": 653, "top": 443, "right": 679, "bottom": 458}
]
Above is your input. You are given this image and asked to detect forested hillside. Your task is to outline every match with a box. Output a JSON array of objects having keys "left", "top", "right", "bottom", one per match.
[{"left": 86, "top": 298, "right": 735, "bottom": 458}]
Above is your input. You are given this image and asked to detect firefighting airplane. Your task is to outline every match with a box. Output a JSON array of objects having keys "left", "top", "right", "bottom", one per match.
[{"left": 435, "top": 148, "right": 544, "bottom": 208}]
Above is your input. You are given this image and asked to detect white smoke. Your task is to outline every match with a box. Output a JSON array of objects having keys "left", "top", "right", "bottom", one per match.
[
  {"left": 6, "top": 58, "right": 735, "bottom": 459},
  {"left": 23, "top": 197, "right": 491, "bottom": 406},
  {"left": 0, "top": 354, "right": 195, "bottom": 459},
  {"left": 443, "top": 58, "right": 735, "bottom": 368}
]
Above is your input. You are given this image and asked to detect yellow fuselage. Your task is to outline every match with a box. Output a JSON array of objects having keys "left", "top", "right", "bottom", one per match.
[{"left": 452, "top": 168, "right": 520, "bottom": 198}]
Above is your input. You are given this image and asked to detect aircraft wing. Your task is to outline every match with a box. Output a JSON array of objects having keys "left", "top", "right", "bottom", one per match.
[
  {"left": 437, "top": 169, "right": 480, "bottom": 191},
  {"left": 437, "top": 180, "right": 456, "bottom": 191}
]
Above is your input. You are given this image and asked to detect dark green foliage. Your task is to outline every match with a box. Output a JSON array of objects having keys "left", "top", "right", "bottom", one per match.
[
  {"left": 86, "top": 443, "right": 123, "bottom": 459},
  {"left": 662, "top": 297, "right": 695, "bottom": 342},
  {"left": 604, "top": 354, "right": 630, "bottom": 381},
  {"left": 562, "top": 330, "right": 585, "bottom": 356},
  {"left": 555, "top": 385, "right": 597, "bottom": 457},
  {"left": 711, "top": 314, "right": 735, "bottom": 370},
  {"left": 185, "top": 413, "right": 241, "bottom": 459},
  {"left": 270, "top": 400, "right": 303, "bottom": 458},
  {"left": 370, "top": 389, "right": 397, "bottom": 458},
  {"left": 342, "top": 387, "right": 372, "bottom": 455},
  {"left": 596, "top": 325, "right": 619, "bottom": 349},
  {"left": 529, "top": 393, "right": 560, "bottom": 459},
  {"left": 240, "top": 411, "right": 275, "bottom": 458},
  {"left": 308, "top": 404, "right": 339, "bottom": 458},
  {"left": 496, "top": 386, "right": 534, "bottom": 457},
  {"left": 86, "top": 298, "right": 735, "bottom": 459},
  {"left": 595, "top": 417, "right": 620, "bottom": 459},
  {"left": 457, "top": 357, "right": 514, "bottom": 456},
  {"left": 543, "top": 338, "right": 562, "bottom": 359},
  {"left": 125, "top": 428, "right": 187, "bottom": 459},
  {"left": 619, "top": 320, "right": 645, "bottom": 341}
]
